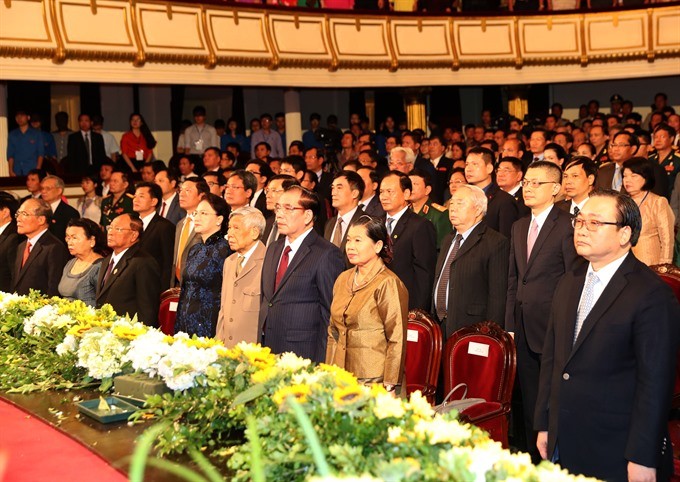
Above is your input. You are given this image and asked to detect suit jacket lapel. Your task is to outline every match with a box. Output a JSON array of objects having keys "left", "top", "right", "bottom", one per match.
[
  {"left": 390, "top": 210, "right": 409, "bottom": 243},
  {"left": 453, "top": 223, "right": 484, "bottom": 261},
  {"left": 435, "top": 233, "right": 454, "bottom": 281},
  {"left": 266, "top": 241, "right": 284, "bottom": 297},
  {"left": 237, "top": 242, "right": 265, "bottom": 281},
  {"left": 274, "top": 236, "right": 313, "bottom": 294},
  {"left": 515, "top": 216, "right": 530, "bottom": 274},
  {"left": 100, "top": 247, "right": 135, "bottom": 295},
  {"left": 526, "top": 206, "right": 558, "bottom": 270},
  {"left": 15, "top": 236, "right": 45, "bottom": 282}
]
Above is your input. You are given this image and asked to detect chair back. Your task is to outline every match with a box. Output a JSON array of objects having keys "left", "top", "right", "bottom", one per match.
[
  {"left": 443, "top": 321, "right": 516, "bottom": 405},
  {"left": 405, "top": 309, "right": 443, "bottom": 404},
  {"left": 651, "top": 264, "right": 680, "bottom": 408},
  {"left": 158, "top": 287, "right": 181, "bottom": 335}
]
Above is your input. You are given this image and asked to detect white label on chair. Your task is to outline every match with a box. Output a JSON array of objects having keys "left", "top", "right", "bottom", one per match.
[
  {"left": 169, "top": 302, "right": 178, "bottom": 312},
  {"left": 407, "top": 329, "right": 419, "bottom": 342},
  {"left": 468, "top": 342, "right": 489, "bottom": 357}
]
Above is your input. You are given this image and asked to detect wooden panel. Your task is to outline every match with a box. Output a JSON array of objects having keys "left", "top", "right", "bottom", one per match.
[
  {"left": 455, "top": 21, "right": 515, "bottom": 59},
  {"left": 331, "top": 20, "right": 389, "bottom": 57},
  {"left": 270, "top": 16, "right": 328, "bottom": 55},
  {"left": 520, "top": 19, "right": 579, "bottom": 56},
  {"left": 655, "top": 11, "right": 680, "bottom": 49},
  {"left": 137, "top": 4, "right": 204, "bottom": 52},
  {"left": 392, "top": 21, "right": 451, "bottom": 57},
  {"left": 0, "top": 0, "right": 52, "bottom": 43},
  {"left": 208, "top": 11, "right": 269, "bottom": 55},
  {"left": 59, "top": 1, "right": 132, "bottom": 47},
  {"left": 586, "top": 15, "right": 645, "bottom": 52}
]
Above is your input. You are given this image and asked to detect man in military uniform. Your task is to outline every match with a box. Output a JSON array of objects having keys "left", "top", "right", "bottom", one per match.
[
  {"left": 408, "top": 168, "right": 450, "bottom": 250},
  {"left": 650, "top": 123, "right": 680, "bottom": 197},
  {"left": 100, "top": 171, "right": 134, "bottom": 227}
]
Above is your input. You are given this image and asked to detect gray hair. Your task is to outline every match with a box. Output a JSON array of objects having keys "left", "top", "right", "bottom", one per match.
[
  {"left": 455, "top": 184, "right": 488, "bottom": 215},
  {"left": 389, "top": 147, "right": 415, "bottom": 166},
  {"left": 229, "top": 206, "right": 266, "bottom": 237},
  {"left": 43, "top": 175, "right": 65, "bottom": 190}
]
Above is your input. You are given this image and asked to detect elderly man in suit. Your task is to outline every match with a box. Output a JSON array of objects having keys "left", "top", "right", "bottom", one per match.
[
  {"left": 433, "top": 184, "right": 509, "bottom": 339},
  {"left": 536, "top": 191, "right": 680, "bottom": 482},
  {"left": 39, "top": 175, "right": 79, "bottom": 244},
  {"left": 66, "top": 113, "right": 107, "bottom": 173},
  {"left": 259, "top": 186, "right": 344, "bottom": 363},
  {"left": 155, "top": 169, "right": 185, "bottom": 225},
  {"left": 133, "top": 182, "right": 174, "bottom": 292},
  {"left": 324, "top": 170, "right": 365, "bottom": 268},
  {"left": 0, "top": 193, "right": 22, "bottom": 292},
  {"left": 96, "top": 214, "right": 160, "bottom": 325},
  {"left": 506, "top": 160, "right": 584, "bottom": 462},
  {"left": 380, "top": 171, "right": 437, "bottom": 311},
  {"left": 171, "top": 178, "right": 209, "bottom": 288},
  {"left": 13, "top": 198, "right": 69, "bottom": 296},
  {"left": 216, "top": 206, "right": 267, "bottom": 347}
]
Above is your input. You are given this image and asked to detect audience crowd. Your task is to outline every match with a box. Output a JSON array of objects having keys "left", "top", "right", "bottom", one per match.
[{"left": 3, "top": 90, "right": 680, "bottom": 481}]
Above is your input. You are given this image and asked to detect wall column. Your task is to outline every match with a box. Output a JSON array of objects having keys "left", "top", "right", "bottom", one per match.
[
  {"left": 283, "top": 88, "right": 301, "bottom": 153},
  {"left": 505, "top": 86, "right": 530, "bottom": 123},
  {"left": 0, "top": 82, "right": 7, "bottom": 177},
  {"left": 139, "top": 86, "right": 173, "bottom": 163},
  {"left": 403, "top": 88, "right": 429, "bottom": 132}
]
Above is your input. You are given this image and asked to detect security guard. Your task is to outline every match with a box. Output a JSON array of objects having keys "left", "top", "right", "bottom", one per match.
[{"left": 408, "top": 168, "right": 450, "bottom": 250}]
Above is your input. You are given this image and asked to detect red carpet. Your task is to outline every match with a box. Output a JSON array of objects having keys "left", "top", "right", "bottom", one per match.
[{"left": 0, "top": 399, "right": 128, "bottom": 482}]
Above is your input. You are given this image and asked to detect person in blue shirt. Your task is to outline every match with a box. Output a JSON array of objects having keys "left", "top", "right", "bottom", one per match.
[
  {"left": 220, "top": 117, "right": 248, "bottom": 154},
  {"left": 30, "top": 113, "right": 57, "bottom": 160},
  {"left": 302, "top": 113, "right": 324, "bottom": 151},
  {"left": 7, "top": 110, "right": 44, "bottom": 176}
]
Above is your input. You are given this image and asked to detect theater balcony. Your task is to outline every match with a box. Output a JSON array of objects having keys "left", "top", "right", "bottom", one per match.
[{"left": 1, "top": 1, "right": 679, "bottom": 86}]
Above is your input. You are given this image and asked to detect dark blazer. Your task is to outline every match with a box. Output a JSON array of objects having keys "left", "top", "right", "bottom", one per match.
[
  {"left": 66, "top": 131, "right": 106, "bottom": 174},
  {"left": 484, "top": 183, "right": 519, "bottom": 239},
  {"left": 49, "top": 201, "right": 80, "bottom": 244},
  {"left": 0, "top": 222, "right": 22, "bottom": 292},
  {"left": 171, "top": 216, "right": 202, "bottom": 287},
  {"left": 511, "top": 186, "right": 531, "bottom": 218},
  {"left": 95, "top": 243, "right": 161, "bottom": 326},
  {"left": 596, "top": 161, "right": 669, "bottom": 198},
  {"left": 506, "top": 204, "right": 583, "bottom": 353},
  {"left": 433, "top": 222, "right": 509, "bottom": 339},
  {"left": 387, "top": 209, "right": 437, "bottom": 311},
  {"left": 323, "top": 206, "right": 365, "bottom": 268},
  {"left": 361, "top": 195, "right": 385, "bottom": 218},
  {"left": 13, "top": 230, "right": 69, "bottom": 296},
  {"left": 535, "top": 253, "right": 679, "bottom": 481},
  {"left": 431, "top": 156, "right": 454, "bottom": 205},
  {"left": 139, "top": 214, "right": 175, "bottom": 292},
  {"left": 159, "top": 195, "right": 186, "bottom": 226},
  {"left": 258, "top": 229, "right": 344, "bottom": 363},
  {"left": 252, "top": 191, "right": 271, "bottom": 218}
]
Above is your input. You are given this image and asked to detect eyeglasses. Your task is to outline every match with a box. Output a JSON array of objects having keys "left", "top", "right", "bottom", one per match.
[
  {"left": 609, "top": 143, "right": 631, "bottom": 149},
  {"left": 225, "top": 185, "right": 245, "bottom": 191},
  {"left": 192, "top": 210, "right": 217, "bottom": 217},
  {"left": 15, "top": 211, "right": 39, "bottom": 219},
  {"left": 247, "top": 170, "right": 262, "bottom": 176},
  {"left": 205, "top": 181, "right": 219, "bottom": 188},
  {"left": 106, "top": 226, "right": 133, "bottom": 233},
  {"left": 572, "top": 217, "right": 622, "bottom": 231},
  {"left": 274, "top": 204, "right": 306, "bottom": 214},
  {"left": 264, "top": 188, "right": 284, "bottom": 195},
  {"left": 521, "top": 180, "right": 556, "bottom": 189}
]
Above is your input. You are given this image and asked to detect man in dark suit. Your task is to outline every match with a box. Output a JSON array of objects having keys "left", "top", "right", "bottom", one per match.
[
  {"left": 433, "top": 184, "right": 509, "bottom": 339},
  {"left": 171, "top": 178, "right": 209, "bottom": 288},
  {"left": 535, "top": 191, "right": 680, "bottom": 481},
  {"left": 496, "top": 157, "right": 530, "bottom": 218},
  {"left": 357, "top": 167, "right": 385, "bottom": 218},
  {"left": 262, "top": 174, "right": 300, "bottom": 246},
  {"left": 133, "top": 182, "right": 174, "bottom": 292},
  {"left": 0, "top": 193, "right": 22, "bottom": 292},
  {"left": 324, "top": 171, "right": 365, "bottom": 268},
  {"left": 259, "top": 186, "right": 344, "bottom": 363},
  {"left": 427, "top": 134, "right": 454, "bottom": 204},
  {"left": 380, "top": 171, "right": 437, "bottom": 311},
  {"left": 66, "top": 113, "right": 106, "bottom": 174},
  {"left": 39, "top": 175, "right": 79, "bottom": 244},
  {"left": 246, "top": 159, "right": 273, "bottom": 218},
  {"left": 506, "top": 161, "right": 584, "bottom": 462},
  {"left": 466, "top": 147, "right": 519, "bottom": 239},
  {"left": 155, "top": 168, "right": 185, "bottom": 226},
  {"left": 558, "top": 157, "right": 597, "bottom": 216},
  {"left": 12, "top": 198, "right": 69, "bottom": 296},
  {"left": 305, "top": 147, "right": 332, "bottom": 206},
  {"left": 96, "top": 214, "right": 160, "bottom": 326}
]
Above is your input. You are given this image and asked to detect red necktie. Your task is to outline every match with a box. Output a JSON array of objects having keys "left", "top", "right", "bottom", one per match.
[
  {"left": 21, "top": 241, "right": 32, "bottom": 268},
  {"left": 159, "top": 201, "right": 167, "bottom": 218},
  {"left": 274, "top": 246, "right": 291, "bottom": 291}
]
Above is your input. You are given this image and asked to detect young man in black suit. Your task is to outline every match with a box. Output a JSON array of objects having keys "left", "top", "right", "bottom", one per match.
[
  {"left": 40, "top": 175, "right": 79, "bottom": 244},
  {"left": 133, "top": 182, "right": 175, "bottom": 292},
  {"left": 13, "top": 198, "right": 69, "bottom": 296},
  {"left": 0, "top": 193, "right": 22, "bottom": 293},
  {"left": 154, "top": 168, "right": 185, "bottom": 226},
  {"left": 357, "top": 167, "right": 385, "bottom": 218},
  {"left": 66, "top": 113, "right": 106, "bottom": 174},
  {"left": 536, "top": 191, "right": 679, "bottom": 481},
  {"left": 245, "top": 159, "right": 274, "bottom": 218},
  {"left": 324, "top": 171, "right": 365, "bottom": 268}
]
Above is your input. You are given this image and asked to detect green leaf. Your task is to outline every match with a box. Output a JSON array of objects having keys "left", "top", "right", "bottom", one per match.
[
  {"left": 129, "top": 422, "right": 171, "bottom": 482},
  {"left": 232, "top": 383, "right": 267, "bottom": 407},
  {"left": 188, "top": 448, "right": 226, "bottom": 482}
]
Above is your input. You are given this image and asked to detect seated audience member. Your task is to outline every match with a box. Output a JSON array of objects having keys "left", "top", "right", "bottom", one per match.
[
  {"left": 465, "top": 147, "right": 519, "bottom": 238},
  {"left": 622, "top": 157, "right": 675, "bottom": 266},
  {"left": 433, "top": 184, "right": 509, "bottom": 339},
  {"left": 388, "top": 146, "right": 416, "bottom": 174},
  {"left": 134, "top": 182, "right": 175, "bottom": 292},
  {"left": 120, "top": 113, "right": 156, "bottom": 172},
  {"left": 543, "top": 143, "right": 568, "bottom": 168},
  {"left": 178, "top": 156, "right": 198, "bottom": 182},
  {"left": 576, "top": 142, "right": 596, "bottom": 160},
  {"left": 495, "top": 157, "right": 529, "bottom": 217},
  {"left": 536, "top": 191, "right": 680, "bottom": 482},
  {"left": 225, "top": 170, "right": 257, "bottom": 211},
  {"left": 288, "top": 140, "right": 305, "bottom": 157},
  {"left": 280, "top": 155, "right": 306, "bottom": 182},
  {"left": 39, "top": 175, "right": 80, "bottom": 245},
  {"left": 100, "top": 171, "right": 134, "bottom": 228},
  {"left": 13, "top": 198, "right": 69, "bottom": 296},
  {"left": 380, "top": 171, "right": 437, "bottom": 310},
  {"left": 175, "top": 194, "right": 231, "bottom": 337},
  {"left": 96, "top": 214, "right": 161, "bottom": 325},
  {"left": 337, "top": 132, "right": 358, "bottom": 167},
  {"left": 59, "top": 218, "right": 108, "bottom": 306},
  {"left": 203, "top": 171, "right": 227, "bottom": 198},
  {"left": 139, "top": 162, "right": 157, "bottom": 183},
  {"left": 202, "top": 146, "right": 222, "bottom": 174},
  {"left": 20, "top": 169, "right": 46, "bottom": 203},
  {"left": 356, "top": 166, "right": 385, "bottom": 218},
  {"left": 0, "top": 193, "right": 21, "bottom": 292},
  {"left": 76, "top": 173, "right": 102, "bottom": 223},
  {"left": 325, "top": 171, "right": 366, "bottom": 267},
  {"left": 155, "top": 168, "right": 185, "bottom": 225},
  {"left": 216, "top": 206, "right": 266, "bottom": 347},
  {"left": 559, "top": 157, "right": 597, "bottom": 216},
  {"left": 326, "top": 215, "right": 408, "bottom": 395}
]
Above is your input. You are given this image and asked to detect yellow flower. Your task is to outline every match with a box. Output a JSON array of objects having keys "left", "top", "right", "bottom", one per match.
[
  {"left": 373, "top": 393, "right": 406, "bottom": 419},
  {"left": 406, "top": 391, "right": 434, "bottom": 420},
  {"left": 66, "top": 323, "right": 94, "bottom": 338},
  {"left": 183, "top": 337, "right": 224, "bottom": 349},
  {"left": 319, "top": 363, "right": 359, "bottom": 388},
  {"left": 163, "top": 335, "right": 176, "bottom": 345},
  {"left": 251, "top": 366, "right": 279, "bottom": 384},
  {"left": 112, "top": 324, "right": 147, "bottom": 340},
  {"left": 273, "top": 384, "right": 311, "bottom": 406},
  {"left": 387, "top": 426, "right": 408, "bottom": 444},
  {"left": 333, "top": 385, "right": 365, "bottom": 407},
  {"left": 370, "top": 383, "right": 388, "bottom": 397}
]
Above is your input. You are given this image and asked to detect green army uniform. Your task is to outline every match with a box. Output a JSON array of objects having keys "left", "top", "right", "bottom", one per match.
[
  {"left": 415, "top": 200, "right": 450, "bottom": 250},
  {"left": 649, "top": 149, "right": 680, "bottom": 195},
  {"left": 100, "top": 192, "right": 135, "bottom": 227}
]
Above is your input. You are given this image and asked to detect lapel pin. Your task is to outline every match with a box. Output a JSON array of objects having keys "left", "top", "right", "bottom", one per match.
[
  {"left": 393, "top": 234, "right": 398, "bottom": 239},
  {"left": 113, "top": 268, "right": 118, "bottom": 275}
]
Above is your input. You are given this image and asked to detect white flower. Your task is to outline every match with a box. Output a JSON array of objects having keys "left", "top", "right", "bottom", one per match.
[
  {"left": 413, "top": 418, "right": 472, "bottom": 445},
  {"left": 24, "top": 304, "right": 76, "bottom": 335},
  {"left": 406, "top": 391, "right": 434, "bottom": 419},
  {"left": 291, "top": 370, "right": 324, "bottom": 386},
  {"left": 387, "top": 426, "right": 406, "bottom": 443},
  {"left": 276, "top": 351, "right": 312, "bottom": 373},
  {"left": 56, "top": 334, "right": 78, "bottom": 355},
  {"left": 123, "top": 329, "right": 171, "bottom": 376},
  {"left": 156, "top": 340, "right": 220, "bottom": 391},
  {"left": 0, "top": 292, "right": 24, "bottom": 313},
  {"left": 76, "top": 329, "right": 128, "bottom": 379},
  {"left": 373, "top": 393, "right": 406, "bottom": 419}
]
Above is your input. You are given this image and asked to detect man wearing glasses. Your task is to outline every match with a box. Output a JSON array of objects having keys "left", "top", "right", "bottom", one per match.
[
  {"left": 535, "top": 191, "right": 679, "bottom": 481},
  {"left": 506, "top": 160, "right": 584, "bottom": 463},
  {"left": 13, "top": 198, "right": 69, "bottom": 296},
  {"left": 258, "top": 185, "right": 344, "bottom": 363},
  {"left": 96, "top": 213, "right": 160, "bottom": 326}
]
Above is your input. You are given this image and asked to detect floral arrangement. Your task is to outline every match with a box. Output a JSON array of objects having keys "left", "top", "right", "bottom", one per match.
[{"left": 0, "top": 292, "right": 598, "bottom": 482}]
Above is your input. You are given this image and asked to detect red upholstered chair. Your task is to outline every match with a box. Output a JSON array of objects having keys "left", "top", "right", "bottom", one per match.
[
  {"left": 405, "top": 309, "right": 443, "bottom": 404},
  {"left": 158, "top": 288, "right": 181, "bottom": 335},
  {"left": 443, "top": 321, "right": 516, "bottom": 448}
]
